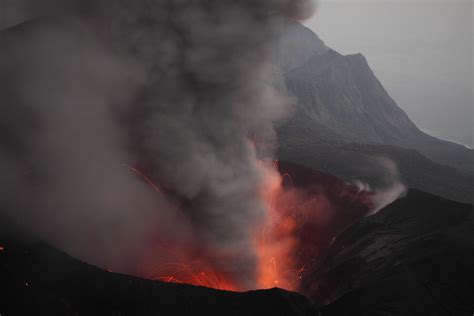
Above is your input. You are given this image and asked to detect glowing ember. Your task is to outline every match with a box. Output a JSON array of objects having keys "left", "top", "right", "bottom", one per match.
[
  {"left": 126, "top": 165, "right": 161, "bottom": 193},
  {"left": 0, "top": 245, "right": 4, "bottom": 251},
  {"left": 255, "top": 161, "right": 301, "bottom": 291},
  {"left": 148, "top": 261, "right": 236, "bottom": 291},
  {"left": 128, "top": 161, "right": 308, "bottom": 292},
  {"left": 126, "top": 159, "right": 372, "bottom": 294}
]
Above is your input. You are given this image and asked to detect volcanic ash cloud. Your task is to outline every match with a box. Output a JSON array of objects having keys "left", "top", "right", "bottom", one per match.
[{"left": 0, "top": 0, "right": 317, "bottom": 289}]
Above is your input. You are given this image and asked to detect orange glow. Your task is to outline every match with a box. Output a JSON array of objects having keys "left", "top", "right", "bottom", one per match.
[
  {"left": 127, "top": 158, "right": 371, "bottom": 294},
  {"left": 148, "top": 261, "right": 237, "bottom": 291},
  {"left": 254, "top": 161, "right": 302, "bottom": 291},
  {"left": 126, "top": 166, "right": 235, "bottom": 290},
  {"left": 129, "top": 160, "right": 306, "bottom": 292}
]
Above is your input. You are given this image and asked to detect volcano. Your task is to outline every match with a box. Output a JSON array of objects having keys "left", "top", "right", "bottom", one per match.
[{"left": 1, "top": 3, "right": 473, "bottom": 315}]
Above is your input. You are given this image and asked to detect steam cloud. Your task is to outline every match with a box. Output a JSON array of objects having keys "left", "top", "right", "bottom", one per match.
[
  {"left": 352, "top": 157, "right": 407, "bottom": 216},
  {"left": 368, "top": 158, "right": 407, "bottom": 215},
  {"left": 0, "top": 0, "right": 316, "bottom": 289}
]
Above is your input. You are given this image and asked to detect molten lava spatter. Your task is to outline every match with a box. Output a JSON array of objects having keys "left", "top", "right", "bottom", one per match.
[
  {"left": 128, "top": 161, "right": 303, "bottom": 292},
  {"left": 255, "top": 160, "right": 301, "bottom": 291},
  {"left": 128, "top": 165, "right": 161, "bottom": 194},
  {"left": 128, "top": 160, "right": 372, "bottom": 294},
  {"left": 148, "top": 260, "right": 237, "bottom": 291}
]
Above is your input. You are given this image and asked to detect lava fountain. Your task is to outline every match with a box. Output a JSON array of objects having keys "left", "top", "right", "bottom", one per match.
[
  {"left": 130, "top": 159, "right": 307, "bottom": 292},
  {"left": 255, "top": 160, "right": 301, "bottom": 291}
]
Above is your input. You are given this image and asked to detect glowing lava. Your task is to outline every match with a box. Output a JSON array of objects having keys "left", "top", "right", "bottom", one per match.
[
  {"left": 127, "top": 159, "right": 372, "bottom": 294},
  {"left": 255, "top": 160, "right": 302, "bottom": 291},
  {"left": 129, "top": 161, "right": 303, "bottom": 292},
  {"left": 148, "top": 260, "right": 237, "bottom": 291}
]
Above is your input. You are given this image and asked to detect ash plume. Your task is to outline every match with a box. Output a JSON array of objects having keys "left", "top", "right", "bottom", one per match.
[{"left": 0, "top": 0, "right": 316, "bottom": 289}]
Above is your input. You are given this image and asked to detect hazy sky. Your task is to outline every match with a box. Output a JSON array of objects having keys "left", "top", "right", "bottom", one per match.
[{"left": 305, "top": 0, "right": 473, "bottom": 147}]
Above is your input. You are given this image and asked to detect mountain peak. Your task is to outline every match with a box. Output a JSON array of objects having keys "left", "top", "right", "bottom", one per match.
[
  {"left": 275, "top": 20, "right": 329, "bottom": 72},
  {"left": 274, "top": 21, "right": 474, "bottom": 203}
]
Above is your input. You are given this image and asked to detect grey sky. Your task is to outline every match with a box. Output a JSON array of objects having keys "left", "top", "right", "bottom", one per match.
[{"left": 305, "top": 0, "right": 473, "bottom": 147}]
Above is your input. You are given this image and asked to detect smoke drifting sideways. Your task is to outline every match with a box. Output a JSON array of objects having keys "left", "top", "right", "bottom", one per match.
[
  {"left": 352, "top": 157, "right": 407, "bottom": 216},
  {"left": 0, "top": 0, "right": 317, "bottom": 290}
]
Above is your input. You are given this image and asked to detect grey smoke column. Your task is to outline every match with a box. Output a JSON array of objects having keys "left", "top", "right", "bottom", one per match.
[
  {"left": 0, "top": 0, "right": 316, "bottom": 289},
  {"left": 101, "top": 0, "right": 310, "bottom": 288}
]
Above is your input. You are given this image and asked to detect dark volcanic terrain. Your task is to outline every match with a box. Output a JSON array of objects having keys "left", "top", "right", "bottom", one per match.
[
  {"left": 1, "top": 163, "right": 473, "bottom": 315},
  {"left": 305, "top": 189, "right": 474, "bottom": 315},
  {"left": 0, "top": 236, "right": 314, "bottom": 316}
]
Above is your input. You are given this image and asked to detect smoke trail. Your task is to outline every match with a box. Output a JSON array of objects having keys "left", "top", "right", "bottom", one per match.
[
  {"left": 367, "top": 157, "right": 407, "bottom": 215},
  {"left": 351, "top": 157, "right": 407, "bottom": 216},
  {"left": 0, "top": 0, "right": 316, "bottom": 289}
]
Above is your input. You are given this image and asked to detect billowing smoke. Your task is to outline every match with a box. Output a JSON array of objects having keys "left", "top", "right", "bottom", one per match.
[{"left": 0, "top": 0, "right": 316, "bottom": 290}]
